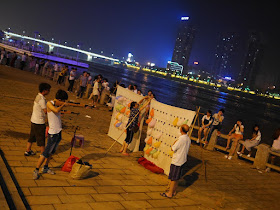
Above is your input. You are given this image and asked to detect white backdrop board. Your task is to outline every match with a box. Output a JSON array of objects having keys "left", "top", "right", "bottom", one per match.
[
  {"left": 107, "top": 86, "right": 146, "bottom": 152},
  {"left": 143, "top": 100, "right": 196, "bottom": 175}
]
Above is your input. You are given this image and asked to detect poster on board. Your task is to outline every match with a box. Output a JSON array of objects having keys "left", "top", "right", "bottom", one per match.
[
  {"left": 143, "top": 99, "right": 196, "bottom": 175},
  {"left": 107, "top": 86, "right": 146, "bottom": 152}
]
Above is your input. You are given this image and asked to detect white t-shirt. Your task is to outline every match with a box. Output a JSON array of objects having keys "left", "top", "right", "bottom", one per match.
[
  {"left": 69, "top": 70, "right": 76, "bottom": 80},
  {"left": 201, "top": 115, "right": 213, "bottom": 126},
  {"left": 234, "top": 124, "right": 244, "bottom": 135},
  {"left": 171, "top": 134, "right": 191, "bottom": 166},
  {"left": 47, "top": 101, "right": 62, "bottom": 134},
  {"left": 30, "top": 93, "right": 47, "bottom": 124},
  {"left": 254, "top": 131, "right": 261, "bottom": 141},
  {"left": 212, "top": 113, "right": 224, "bottom": 126},
  {"left": 272, "top": 136, "right": 280, "bottom": 150},
  {"left": 92, "top": 81, "right": 99, "bottom": 96},
  {"left": 54, "top": 64, "right": 59, "bottom": 71}
]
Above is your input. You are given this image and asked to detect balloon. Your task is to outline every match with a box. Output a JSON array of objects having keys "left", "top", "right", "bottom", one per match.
[
  {"left": 173, "top": 117, "right": 179, "bottom": 126},
  {"left": 150, "top": 108, "right": 154, "bottom": 117},
  {"left": 148, "top": 119, "right": 156, "bottom": 128}
]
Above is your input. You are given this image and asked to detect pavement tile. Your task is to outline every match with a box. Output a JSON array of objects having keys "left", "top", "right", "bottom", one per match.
[
  {"left": 88, "top": 201, "right": 125, "bottom": 209},
  {"left": 96, "top": 179, "right": 124, "bottom": 186},
  {"left": 94, "top": 186, "right": 125, "bottom": 193},
  {"left": 35, "top": 180, "right": 70, "bottom": 187},
  {"left": 147, "top": 199, "right": 178, "bottom": 208},
  {"left": 53, "top": 203, "right": 92, "bottom": 210},
  {"left": 58, "top": 194, "right": 94, "bottom": 203},
  {"left": 30, "top": 204, "right": 55, "bottom": 210},
  {"left": 26, "top": 195, "right": 61, "bottom": 205},
  {"left": 91, "top": 193, "right": 125, "bottom": 202},
  {"left": 120, "top": 192, "right": 151, "bottom": 200},
  {"left": 63, "top": 186, "right": 97, "bottom": 194},
  {"left": 121, "top": 186, "right": 150, "bottom": 193},
  {"left": 29, "top": 187, "right": 66, "bottom": 195},
  {"left": 120, "top": 200, "right": 152, "bottom": 209}
]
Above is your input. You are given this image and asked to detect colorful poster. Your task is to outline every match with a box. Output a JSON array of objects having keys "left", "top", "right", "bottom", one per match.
[
  {"left": 107, "top": 86, "right": 146, "bottom": 152},
  {"left": 143, "top": 100, "right": 196, "bottom": 175}
]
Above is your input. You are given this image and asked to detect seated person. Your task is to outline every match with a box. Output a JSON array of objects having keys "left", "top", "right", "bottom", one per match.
[
  {"left": 197, "top": 110, "right": 213, "bottom": 143},
  {"left": 266, "top": 128, "right": 280, "bottom": 172},
  {"left": 205, "top": 109, "right": 224, "bottom": 144},
  {"left": 237, "top": 124, "right": 261, "bottom": 157},
  {"left": 225, "top": 119, "right": 244, "bottom": 160}
]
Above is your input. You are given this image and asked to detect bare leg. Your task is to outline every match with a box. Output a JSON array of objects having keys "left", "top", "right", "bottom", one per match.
[
  {"left": 40, "top": 146, "right": 45, "bottom": 154},
  {"left": 198, "top": 127, "right": 202, "bottom": 140},
  {"left": 26, "top": 142, "right": 32, "bottom": 152},
  {"left": 229, "top": 139, "right": 239, "bottom": 156},
  {"left": 226, "top": 136, "right": 232, "bottom": 150},
  {"left": 240, "top": 145, "right": 245, "bottom": 153},
  {"left": 120, "top": 141, "right": 125, "bottom": 153},
  {"left": 122, "top": 142, "right": 128, "bottom": 154},
  {"left": 202, "top": 128, "right": 208, "bottom": 141},
  {"left": 166, "top": 180, "right": 177, "bottom": 197}
]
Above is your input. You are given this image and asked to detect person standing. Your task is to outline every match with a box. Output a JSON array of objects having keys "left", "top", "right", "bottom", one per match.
[
  {"left": 89, "top": 76, "right": 101, "bottom": 107},
  {"left": 20, "top": 52, "right": 27, "bottom": 70},
  {"left": 25, "top": 83, "right": 51, "bottom": 156},
  {"left": 10, "top": 51, "right": 17, "bottom": 68},
  {"left": 33, "top": 90, "right": 68, "bottom": 179},
  {"left": 67, "top": 67, "right": 77, "bottom": 92},
  {"left": 161, "top": 124, "right": 191, "bottom": 198},
  {"left": 76, "top": 71, "right": 88, "bottom": 98}
]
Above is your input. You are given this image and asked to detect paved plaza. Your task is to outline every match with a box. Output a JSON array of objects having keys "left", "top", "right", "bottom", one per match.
[{"left": 0, "top": 66, "right": 279, "bottom": 209}]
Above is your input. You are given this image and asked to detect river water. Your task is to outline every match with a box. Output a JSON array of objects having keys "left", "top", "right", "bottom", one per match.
[{"left": 89, "top": 64, "right": 279, "bottom": 145}]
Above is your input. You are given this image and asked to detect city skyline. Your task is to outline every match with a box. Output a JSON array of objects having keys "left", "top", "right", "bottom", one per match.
[{"left": 0, "top": 0, "right": 279, "bottom": 88}]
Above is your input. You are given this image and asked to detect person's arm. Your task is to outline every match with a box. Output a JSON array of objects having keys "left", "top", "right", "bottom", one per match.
[
  {"left": 138, "top": 96, "right": 149, "bottom": 104},
  {"left": 172, "top": 137, "right": 182, "bottom": 152},
  {"left": 47, "top": 101, "right": 67, "bottom": 113},
  {"left": 201, "top": 116, "right": 205, "bottom": 127},
  {"left": 240, "top": 125, "right": 244, "bottom": 133},
  {"left": 205, "top": 118, "right": 213, "bottom": 127},
  {"left": 218, "top": 115, "right": 224, "bottom": 122}
]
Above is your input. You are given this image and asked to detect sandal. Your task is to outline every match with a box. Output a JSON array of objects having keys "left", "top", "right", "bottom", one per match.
[
  {"left": 122, "top": 153, "right": 129, "bottom": 156},
  {"left": 160, "top": 192, "right": 172, "bottom": 198}
]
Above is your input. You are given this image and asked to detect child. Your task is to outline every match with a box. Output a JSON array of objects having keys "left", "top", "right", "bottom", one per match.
[
  {"left": 25, "top": 83, "right": 51, "bottom": 156},
  {"left": 33, "top": 90, "right": 68, "bottom": 179},
  {"left": 120, "top": 97, "right": 149, "bottom": 155},
  {"left": 237, "top": 124, "right": 261, "bottom": 157},
  {"left": 205, "top": 109, "right": 224, "bottom": 144},
  {"left": 197, "top": 110, "right": 212, "bottom": 143},
  {"left": 225, "top": 119, "right": 244, "bottom": 160},
  {"left": 161, "top": 124, "right": 190, "bottom": 198}
]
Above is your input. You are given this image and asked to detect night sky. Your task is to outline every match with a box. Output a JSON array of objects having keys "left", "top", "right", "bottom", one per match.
[{"left": 0, "top": 0, "right": 279, "bottom": 85}]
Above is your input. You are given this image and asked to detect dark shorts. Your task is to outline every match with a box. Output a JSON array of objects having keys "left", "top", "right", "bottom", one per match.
[
  {"left": 92, "top": 95, "right": 98, "bottom": 102},
  {"left": 28, "top": 123, "right": 46, "bottom": 147},
  {"left": 168, "top": 164, "right": 183, "bottom": 181},
  {"left": 42, "top": 132, "right": 62, "bottom": 158},
  {"left": 125, "top": 128, "right": 134, "bottom": 144}
]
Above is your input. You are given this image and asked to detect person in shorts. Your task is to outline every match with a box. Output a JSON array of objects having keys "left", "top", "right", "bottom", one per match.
[
  {"left": 25, "top": 83, "right": 51, "bottom": 156},
  {"left": 33, "top": 90, "right": 68, "bottom": 179},
  {"left": 197, "top": 110, "right": 213, "bottom": 143},
  {"left": 161, "top": 124, "right": 190, "bottom": 198},
  {"left": 205, "top": 109, "right": 225, "bottom": 144},
  {"left": 225, "top": 119, "right": 244, "bottom": 160}
]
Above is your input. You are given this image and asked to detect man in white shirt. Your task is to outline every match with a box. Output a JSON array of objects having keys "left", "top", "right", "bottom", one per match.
[
  {"left": 67, "top": 67, "right": 77, "bottom": 92},
  {"left": 89, "top": 77, "right": 101, "bottom": 107},
  {"left": 25, "top": 83, "right": 51, "bottom": 156},
  {"left": 20, "top": 52, "right": 27, "bottom": 70},
  {"left": 161, "top": 124, "right": 190, "bottom": 198}
]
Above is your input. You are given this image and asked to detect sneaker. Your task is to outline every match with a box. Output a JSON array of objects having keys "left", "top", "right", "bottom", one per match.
[
  {"left": 196, "top": 139, "right": 200, "bottom": 144},
  {"left": 239, "top": 154, "right": 243, "bottom": 157},
  {"left": 228, "top": 156, "right": 232, "bottom": 160},
  {"left": 265, "top": 168, "right": 271, "bottom": 173},
  {"left": 224, "top": 155, "right": 228, "bottom": 159},
  {"left": 247, "top": 154, "right": 251, "bottom": 157},
  {"left": 42, "top": 167, "right": 56, "bottom": 175},
  {"left": 237, "top": 151, "right": 241, "bottom": 155},
  {"left": 33, "top": 169, "right": 40, "bottom": 180},
  {"left": 24, "top": 150, "right": 36, "bottom": 156}
]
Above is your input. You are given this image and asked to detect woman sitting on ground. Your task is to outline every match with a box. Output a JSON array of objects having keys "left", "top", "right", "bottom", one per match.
[
  {"left": 237, "top": 124, "right": 261, "bottom": 157},
  {"left": 197, "top": 110, "right": 213, "bottom": 144},
  {"left": 225, "top": 119, "right": 244, "bottom": 160}
]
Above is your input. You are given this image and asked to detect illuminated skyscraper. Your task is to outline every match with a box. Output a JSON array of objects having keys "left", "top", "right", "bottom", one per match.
[
  {"left": 171, "top": 17, "right": 195, "bottom": 75},
  {"left": 212, "top": 32, "right": 239, "bottom": 78},
  {"left": 238, "top": 32, "right": 264, "bottom": 89}
]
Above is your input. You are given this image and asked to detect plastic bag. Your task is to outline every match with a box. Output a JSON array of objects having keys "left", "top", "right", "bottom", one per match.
[
  {"left": 69, "top": 161, "right": 92, "bottom": 179},
  {"left": 61, "top": 155, "right": 80, "bottom": 172}
]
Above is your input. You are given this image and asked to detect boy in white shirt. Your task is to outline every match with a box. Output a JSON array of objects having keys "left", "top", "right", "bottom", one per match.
[
  {"left": 161, "top": 124, "right": 190, "bottom": 198},
  {"left": 25, "top": 83, "right": 51, "bottom": 156},
  {"left": 33, "top": 90, "right": 68, "bottom": 179},
  {"left": 89, "top": 77, "right": 101, "bottom": 107}
]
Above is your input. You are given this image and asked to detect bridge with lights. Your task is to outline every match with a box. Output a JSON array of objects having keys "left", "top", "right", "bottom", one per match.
[{"left": 3, "top": 31, "right": 119, "bottom": 62}]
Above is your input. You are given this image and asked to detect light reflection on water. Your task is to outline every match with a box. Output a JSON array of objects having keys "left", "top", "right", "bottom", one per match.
[{"left": 89, "top": 65, "right": 279, "bottom": 145}]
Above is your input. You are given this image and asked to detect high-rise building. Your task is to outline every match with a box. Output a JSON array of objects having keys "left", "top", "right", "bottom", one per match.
[
  {"left": 171, "top": 17, "right": 195, "bottom": 75},
  {"left": 238, "top": 32, "right": 264, "bottom": 89},
  {"left": 211, "top": 32, "right": 239, "bottom": 79}
]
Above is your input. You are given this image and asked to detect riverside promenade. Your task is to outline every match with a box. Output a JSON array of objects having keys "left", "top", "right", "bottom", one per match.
[{"left": 0, "top": 66, "right": 279, "bottom": 210}]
